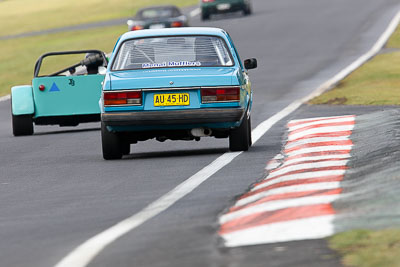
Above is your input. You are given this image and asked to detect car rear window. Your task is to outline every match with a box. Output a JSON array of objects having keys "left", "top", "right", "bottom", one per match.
[
  {"left": 112, "top": 35, "right": 234, "bottom": 71},
  {"left": 138, "top": 7, "right": 180, "bottom": 19}
]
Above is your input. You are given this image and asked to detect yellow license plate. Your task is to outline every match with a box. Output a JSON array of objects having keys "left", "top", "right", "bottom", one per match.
[{"left": 154, "top": 93, "right": 190, "bottom": 107}]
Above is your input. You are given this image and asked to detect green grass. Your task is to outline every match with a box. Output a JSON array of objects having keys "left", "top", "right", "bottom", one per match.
[
  {"left": 310, "top": 24, "right": 400, "bottom": 105},
  {"left": 387, "top": 25, "right": 400, "bottom": 48},
  {"left": 329, "top": 229, "right": 400, "bottom": 267},
  {"left": 0, "top": 0, "right": 197, "bottom": 97},
  {"left": 0, "top": 25, "right": 126, "bottom": 96},
  {"left": 0, "top": 0, "right": 197, "bottom": 37}
]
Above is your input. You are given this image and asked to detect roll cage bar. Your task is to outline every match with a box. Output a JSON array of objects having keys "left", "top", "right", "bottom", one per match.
[{"left": 33, "top": 50, "right": 108, "bottom": 78}]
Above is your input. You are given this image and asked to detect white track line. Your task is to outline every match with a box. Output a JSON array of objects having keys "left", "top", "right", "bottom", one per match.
[
  {"left": 0, "top": 95, "right": 10, "bottom": 102},
  {"left": 190, "top": 8, "right": 201, "bottom": 18},
  {"left": 54, "top": 10, "right": 400, "bottom": 267},
  {"left": 54, "top": 152, "right": 241, "bottom": 267},
  {"left": 220, "top": 194, "right": 340, "bottom": 224},
  {"left": 222, "top": 215, "right": 335, "bottom": 247}
]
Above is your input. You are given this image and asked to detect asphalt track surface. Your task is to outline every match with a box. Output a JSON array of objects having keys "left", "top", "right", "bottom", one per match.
[{"left": 1, "top": 1, "right": 400, "bottom": 266}]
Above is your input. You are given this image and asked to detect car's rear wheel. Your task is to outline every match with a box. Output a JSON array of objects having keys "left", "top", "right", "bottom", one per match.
[
  {"left": 101, "top": 122, "right": 123, "bottom": 160},
  {"left": 122, "top": 142, "right": 130, "bottom": 155},
  {"left": 229, "top": 114, "right": 251, "bottom": 151},
  {"left": 243, "top": 4, "right": 252, "bottom": 15},
  {"left": 201, "top": 12, "right": 210, "bottom": 21},
  {"left": 248, "top": 115, "right": 252, "bottom": 147},
  {"left": 12, "top": 114, "right": 33, "bottom": 136}
]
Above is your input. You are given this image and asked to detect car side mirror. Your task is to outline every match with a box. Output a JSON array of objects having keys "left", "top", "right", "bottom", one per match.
[{"left": 244, "top": 58, "right": 257, "bottom": 70}]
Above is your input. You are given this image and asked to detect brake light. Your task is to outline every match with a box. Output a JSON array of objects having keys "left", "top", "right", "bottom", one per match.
[
  {"left": 171, "top": 21, "right": 183, "bottom": 27},
  {"left": 39, "top": 85, "right": 45, "bottom": 91},
  {"left": 201, "top": 87, "right": 240, "bottom": 103},
  {"left": 104, "top": 91, "right": 142, "bottom": 106},
  {"left": 131, "top": 25, "right": 144, "bottom": 31}
]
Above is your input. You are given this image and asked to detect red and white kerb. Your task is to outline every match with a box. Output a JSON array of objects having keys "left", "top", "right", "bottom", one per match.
[{"left": 219, "top": 115, "right": 355, "bottom": 247}]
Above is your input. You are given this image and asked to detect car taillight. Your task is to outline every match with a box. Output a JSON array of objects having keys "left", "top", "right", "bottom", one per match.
[
  {"left": 131, "top": 25, "right": 144, "bottom": 31},
  {"left": 201, "top": 87, "right": 240, "bottom": 103},
  {"left": 171, "top": 21, "right": 183, "bottom": 27},
  {"left": 104, "top": 91, "right": 142, "bottom": 106}
]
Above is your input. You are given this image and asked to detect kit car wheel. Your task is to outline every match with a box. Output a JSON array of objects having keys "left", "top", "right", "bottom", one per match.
[
  {"left": 229, "top": 114, "right": 250, "bottom": 151},
  {"left": 101, "top": 122, "right": 123, "bottom": 160},
  {"left": 12, "top": 114, "right": 33, "bottom": 136}
]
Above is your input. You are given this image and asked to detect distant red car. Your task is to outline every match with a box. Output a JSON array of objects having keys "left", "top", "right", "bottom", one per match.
[{"left": 127, "top": 5, "right": 189, "bottom": 31}]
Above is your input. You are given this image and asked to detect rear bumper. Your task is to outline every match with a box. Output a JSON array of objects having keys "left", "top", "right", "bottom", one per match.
[
  {"left": 102, "top": 108, "right": 244, "bottom": 126},
  {"left": 34, "top": 114, "right": 100, "bottom": 126}
]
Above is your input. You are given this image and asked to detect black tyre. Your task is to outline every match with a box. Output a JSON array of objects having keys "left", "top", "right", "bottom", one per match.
[
  {"left": 12, "top": 114, "right": 33, "bottom": 136},
  {"left": 122, "top": 142, "right": 130, "bottom": 155},
  {"left": 243, "top": 4, "right": 252, "bottom": 15},
  {"left": 248, "top": 115, "right": 252, "bottom": 147},
  {"left": 101, "top": 122, "right": 123, "bottom": 160},
  {"left": 201, "top": 12, "right": 210, "bottom": 21},
  {"left": 229, "top": 114, "right": 251, "bottom": 152}
]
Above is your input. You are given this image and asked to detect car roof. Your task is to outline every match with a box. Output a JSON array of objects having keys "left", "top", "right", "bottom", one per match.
[
  {"left": 137, "top": 5, "right": 180, "bottom": 11},
  {"left": 118, "top": 27, "right": 228, "bottom": 42}
]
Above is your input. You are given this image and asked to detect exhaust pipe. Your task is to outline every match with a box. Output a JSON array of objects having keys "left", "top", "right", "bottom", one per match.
[{"left": 191, "top": 128, "right": 212, "bottom": 137}]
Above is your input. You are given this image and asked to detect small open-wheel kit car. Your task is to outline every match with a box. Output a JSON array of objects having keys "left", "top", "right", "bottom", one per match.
[{"left": 11, "top": 50, "right": 108, "bottom": 136}]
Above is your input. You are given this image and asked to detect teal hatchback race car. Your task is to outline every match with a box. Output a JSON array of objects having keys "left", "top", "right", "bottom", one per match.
[
  {"left": 11, "top": 50, "right": 107, "bottom": 136},
  {"left": 101, "top": 27, "right": 257, "bottom": 159}
]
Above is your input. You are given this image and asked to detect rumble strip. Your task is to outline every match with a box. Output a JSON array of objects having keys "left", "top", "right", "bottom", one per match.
[{"left": 219, "top": 115, "right": 355, "bottom": 247}]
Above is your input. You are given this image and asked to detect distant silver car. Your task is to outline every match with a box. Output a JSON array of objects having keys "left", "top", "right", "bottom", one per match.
[{"left": 127, "top": 5, "right": 189, "bottom": 31}]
